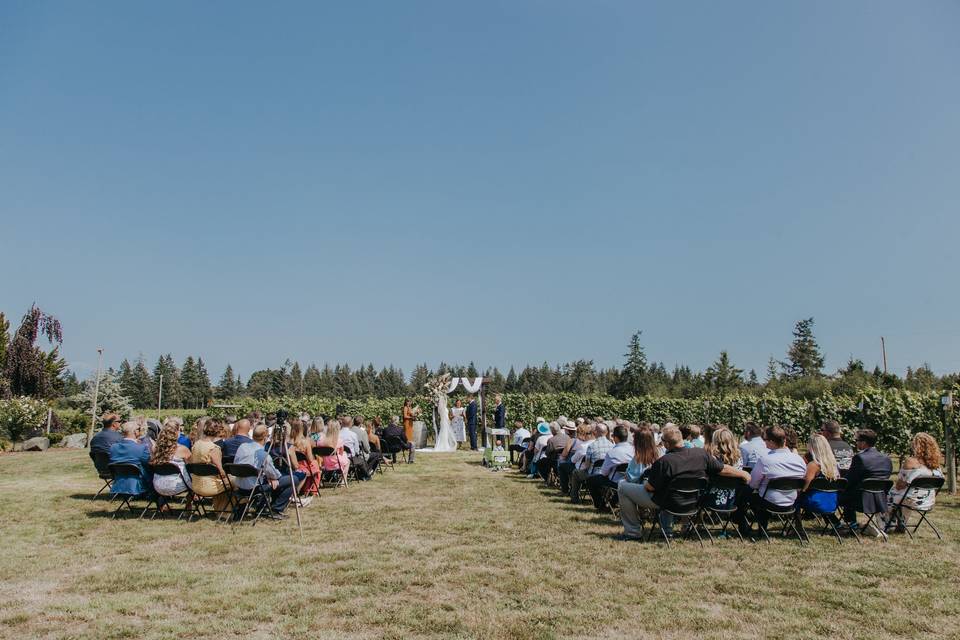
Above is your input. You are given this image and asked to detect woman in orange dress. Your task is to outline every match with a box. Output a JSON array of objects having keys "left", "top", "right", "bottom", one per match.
[
  {"left": 402, "top": 399, "right": 415, "bottom": 442},
  {"left": 291, "top": 419, "right": 321, "bottom": 495}
]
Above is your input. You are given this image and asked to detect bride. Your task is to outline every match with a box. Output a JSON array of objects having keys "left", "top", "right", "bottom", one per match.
[{"left": 426, "top": 375, "right": 458, "bottom": 452}]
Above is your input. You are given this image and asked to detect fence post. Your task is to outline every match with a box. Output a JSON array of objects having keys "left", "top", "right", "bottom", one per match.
[{"left": 942, "top": 394, "right": 956, "bottom": 494}]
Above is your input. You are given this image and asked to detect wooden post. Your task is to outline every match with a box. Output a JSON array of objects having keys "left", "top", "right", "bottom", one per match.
[
  {"left": 942, "top": 394, "right": 956, "bottom": 494},
  {"left": 881, "top": 336, "right": 888, "bottom": 374},
  {"left": 46, "top": 408, "right": 52, "bottom": 435}
]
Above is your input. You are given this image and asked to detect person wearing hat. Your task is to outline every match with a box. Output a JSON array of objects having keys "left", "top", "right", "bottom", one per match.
[
  {"left": 538, "top": 419, "right": 574, "bottom": 482},
  {"left": 526, "top": 422, "right": 553, "bottom": 479}
]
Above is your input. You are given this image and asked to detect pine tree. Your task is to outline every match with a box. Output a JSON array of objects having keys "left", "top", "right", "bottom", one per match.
[
  {"left": 117, "top": 359, "right": 135, "bottom": 400},
  {"left": 782, "top": 317, "right": 825, "bottom": 378},
  {"left": 129, "top": 357, "right": 155, "bottom": 408},
  {"left": 613, "top": 331, "right": 648, "bottom": 398},
  {"left": 196, "top": 357, "right": 212, "bottom": 407},
  {"left": 318, "top": 364, "right": 336, "bottom": 396},
  {"left": 302, "top": 364, "right": 322, "bottom": 396},
  {"left": 409, "top": 363, "right": 431, "bottom": 395},
  {"left": 505, "top": 366, "right": 518, "bottom": 392},
  {"left": 153, "top": 354, "right": 182, "bottom": 409},
  {"left": 705, "top": 351, "right": 743, "bottom": 398},
  {"left": 215, "top": 364, "right": 236, "bottom": 399},
  {"left": 180, "top": 356, "right": 202, "bottom": 408},
  {"left": 287, "top": 361, "right": 303, "bottom": 397}
]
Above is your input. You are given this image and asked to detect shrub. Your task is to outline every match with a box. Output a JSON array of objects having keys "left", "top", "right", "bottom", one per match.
[{"left": 0, "top": 396, "right": 49, "bottom": 442}]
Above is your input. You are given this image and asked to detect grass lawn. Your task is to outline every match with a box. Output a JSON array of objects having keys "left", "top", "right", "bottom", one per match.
[{"left": 1, "top": 449, "right": 958, "bottom": 640}]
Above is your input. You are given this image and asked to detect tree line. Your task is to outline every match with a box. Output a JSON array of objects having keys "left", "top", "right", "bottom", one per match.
[{"left": 2, "top": 306, "right": 958, "bottom": 409}]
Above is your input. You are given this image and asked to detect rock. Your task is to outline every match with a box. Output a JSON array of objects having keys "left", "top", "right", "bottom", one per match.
[
  {"left": 59, "top": 433, "right": 87, "bottom": 449},
  {"left": 22, "top": 437, "right": 50, "bottom": 452}
]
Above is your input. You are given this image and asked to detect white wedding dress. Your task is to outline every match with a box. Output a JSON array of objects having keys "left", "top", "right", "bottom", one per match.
[{"left": 432, "top": 393, "right": 458, "bottom": 452}]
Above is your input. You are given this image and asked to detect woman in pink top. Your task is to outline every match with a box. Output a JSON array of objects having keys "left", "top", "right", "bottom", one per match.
[{"left": 317, "top": 419, "right": 350, "bottom": 483}]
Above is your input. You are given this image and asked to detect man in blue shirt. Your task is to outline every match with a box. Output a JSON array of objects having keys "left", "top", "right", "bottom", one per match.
[
  {"left": 89, "top": 413, "right": 123, "bottom": 463},
  {"left": 220, "top": 419, "right": 254, "bottom": 460},
  {"left": 738, "top": 422, "right": 768, "bottom": 469},
  {"left": 108, "top": 422, "right": 153, "bottom": 496},
  {"left": 586, "top": 425, "right": 633, "bottom": 511},
  {"left": 233, "top": 424, "right": 296, "bottom": 518}
]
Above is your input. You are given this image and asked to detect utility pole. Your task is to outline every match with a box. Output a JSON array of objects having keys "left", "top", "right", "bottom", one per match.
[
  {"left": 880, "top": 336, "right": 888, "bottom": 374},
  {"left": 157, "top": 374, "right": 164, "bottom": 420},
  {"left": 942, "top": 393, "right": 956, "bottom": 494},
  {"left": 85, "top": 348, "right": 104, "bottom": 448}
]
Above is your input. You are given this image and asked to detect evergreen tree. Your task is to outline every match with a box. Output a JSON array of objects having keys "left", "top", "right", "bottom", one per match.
[
  {"left": 563, "top": 360, "right": 598, "bottom": 394},
  {"left": 180, "top": 356, "right": 203, "bottom": 408},
  {"left": 704, "top": 350, "right": 743, "bottom": 398},
  {"left": 60, "top": 370, "right": 82, "bottom": 397},
  {"left": 302, "top": 364, "right": 322, "bottom": 396},
  {"left": 117, "top": 359, "right": 135, "bottom": 400},
  {"left": 766, "top": 357, "right": 780, "bottom": 384},
  {"left": 748, "top": 369, "right": 759, "bottom": 387},
  {"left": 505, "top": 366, "right": 518, "bottom": 392},
  {"left": 466, "top": 362, "right": 480, "bottom": 378},
  {"left": 129, "top": 357, "right": 155, "bottom": 408},
  {"left": 409, "top": 363, "right": 431, "bottom": 395},
  {"left": 318, "top": 364, "right": 337, "bottom": 396},
  {"left": 782, "top": 317, "right": 825, "bottom": 378},
  {"left": 70, "top": 371, "right": 133, "bottom": 418},
  {"left": 215, "top": 364, "right": 237, "bottom": 399},
  {"left": 613, "top": 331, "right": 648, "bottom": 398},
  {"left": 287, "top": 361, "right": 304, "bottom": 397},
  {"left": 153, "top": 354, "right": 181, "bottom": 409},
  {"left": 196, "top": 357, "right": 212, "bottom": 406}
]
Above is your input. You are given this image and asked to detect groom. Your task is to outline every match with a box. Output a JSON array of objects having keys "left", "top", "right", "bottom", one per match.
[{"left": 466, "top": 394, "right": 479, "bottom": 451}]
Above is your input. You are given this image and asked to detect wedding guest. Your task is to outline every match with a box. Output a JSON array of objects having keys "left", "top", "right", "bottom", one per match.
[
  {"left": 799, "top": 434, "right": 840, "bottom": 516},
  {"left": 494, "top": 394, "right": 506, "bottom": 432},
  {"left": 841, "top": 429, "right": 893, "bottom": 532},
  {"left": 190, "top": 420, "right": 231, "bottom": 513},
  {"left": 885, "top": 432, "right": 944, "bottom": 530},
  {"left": 587, "top": 425, "right": 633, "bottom": 511},
  {"left": 219, "top": 418, "right": 254, "bottom": 460},
  {"left": 510, "top": 420, "right": 531, "bottom": 465},
  {"left": 466, "top": 395, "right": 479, "bottom": 451},
  {"left": 234, "top": 424, "right": 295, "bottom": 517},
  {"left": 538, "top": 420, "right": 572, "bottom": 482},
  {"left": 290, "top": 420, "right": 320, "bottom": 498},
  {"left": 558, "top": 423, "right": 592, "bottom": 494},
  {"left": 352, "top": 415, "right": 381, "bottom": 476},
  {"left": 366, "top": 419, "right": 382, "bottom": 454},
  {"left": 738, "top": 422, "right": 767, "bottom": 469},
  {"left": 566, "top": 424, "right": 597, "bottom": 501},
  {"left": 89, "top": 413, "right": 123, "bottom": 463},
  {"left": 402, "top": 399, "right": 415, "bottom": 442},
  {"left": 383, "top": 417, "right": 416, "bottom": 464},
  {"left": 702, "top": 427, "right": 742, "bottom": 513},
  {"left": 150, "top": 421, "right": 193, "bottom": 505},
  {"left": 527, "top": 423, "right": 553, "bottom": 479},
  {"left": 820, "top": 420, "right": 854, "bottom": 474},
  {"left": 736, "top": 426, "right": 806, "bottom": 537},
  {"left": 783, "top": 426, "right": 800, "bottom": 454},
  {"left": 109, "top": 422, "right": 153, "bottom": 497},
  {"left": 317, "top": 419, "right": 351, "bottom": 483}
]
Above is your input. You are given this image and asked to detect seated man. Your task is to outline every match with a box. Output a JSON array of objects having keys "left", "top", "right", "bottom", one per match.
[
  {"left": 509, "top": 420, "right": 531, "bottom": 465},
  {"left": 570, "top": 423, "right": 611, "bottom": 502},
  {"left": 586, "top": 425, "right": 633, "bottom": 511},
  {"left": 108, "top": 421, "right": 153, "bottom": 497},
  {"left": 233, "top": 424, "right": 297, "bottom": 518},
  {"left": 560, "top": 424, "right": 593, "bottom": 496},
  {"left": 618, "top": 425, "right": 749, "bottom": 540},
  {"left": 337, "top": 416, "right": 370, "bottom": 479},
  {"left": 89, "top": 413, "right": 123, "bottom": 472},
  {"left": 382, "top": 417, "right": 415, "bottom": 464},
  {"left": 738, "top": 422, "right": 767, "bottom": 469},
  {"left": 820, "top": 420, "right": 854, "bottom": 475},
  {"left": 735, "top": 425, "right": 807, "bottom": 537},
  {"left": 841, "top": 428, "right": 893, "bottom": 533},
  {"left": 219, "top": 418, "right": 254, "bottom": 460},
  {"left": 351, "top": 415, "right": 382, "bottom": 477}
]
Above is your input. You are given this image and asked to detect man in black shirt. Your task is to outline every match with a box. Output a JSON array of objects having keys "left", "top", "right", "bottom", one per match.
[
  {"left": 618, "top": 425, "right": 749, "bottom": 540},
  {"left": 383, "top": 418, "right": 415, "bottom": 463}
]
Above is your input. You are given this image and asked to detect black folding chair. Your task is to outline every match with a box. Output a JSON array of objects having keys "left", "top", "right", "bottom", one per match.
[
  {"left": 647, "top": 477, "right": 709, "bottom": 547},
  {"left": 224, "top": 462, "right": 274, "bottom": 525},
  {"left": 91, "top": 451, "right": 114, "bottom": 500},
  {"left": 856, "top": 478, "right": 895, "bottom": 543},
  {"left": 602, "top": 463, "right": 629, "bottom": 518},
  {"left": 380, "top": 436, "right": 409, "bottom": 465},
  {"left": 886, "top": 475, "right": 945, "bottom": 540},
  {"left": 185, "top": 462, "right": 236, "bottom": 522},
  {"left": 755, "top": 477, "right": 808, "bottom": 545},
  {"left": 107, "top": 463, "right": 147, "bottom": 519},
  {"left": 579, "top": 459, "right": 605, "bottom": 503},
  {"left": 144, "top": 462, "right": 196, "bottom": 520},
  {"left": 802, "top": 477, "right": 846, "bottom": 543},
  {"left": 313, "top": 445, "right": 349, "bottom": 488},
  {"left": 701, "top": 475, "right": 748, "bottom": 543}
]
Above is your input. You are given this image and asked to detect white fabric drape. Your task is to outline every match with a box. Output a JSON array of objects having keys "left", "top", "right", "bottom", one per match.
[{"left": 446, "top": 377, "right": 484, "bottom": 393}]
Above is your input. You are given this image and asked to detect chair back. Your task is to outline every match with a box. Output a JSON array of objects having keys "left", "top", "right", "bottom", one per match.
[
  {"left": 614, "top": 462, "right": 629, "bottom": 474},
  {"left": 662, "top": 476, "right": 708, "bottom": 515},
  {"left": 521, "top": 437, "right": 532, "bottom": 445},
  {"left": 186, "top": 462, "right": 222, "bottom": 478},
  {"left": 707, "top": 475, "right": 745, "bottom": 491},
  {"left": 765, "top": 476, "right": 805, "bottom": 492},
  {"left": 221, "top": 455, "right": 235, "bottom": 466},
  {"left": 92, "top": 450, "right": 112, "bottom": 477},
  {"left": 860, "top": 478, "right": 894, "bottom": 494},
  {"left": 295, "top": 451, "right": 308, "bottom": 463},
  {"left": 151, "top": 462, "right": 182, "bottom": 477},
  {"left": 908, "top": 476, "right": 945, "bottom": 491},
  {"left": 807, "top": 477, "right": 843, "bottom": 493},
  {"left": 314, "top": 445, "right": 336, "bottom": 457},
  {"left": 380, "top": 436, "right": 404, "bottom": 455},
  {"left": 108, "top": 462, "right": 142, "bottom": 479},
  {"left": 742, "top": 466, "right": 753, "bottom": 474},
  {"left": 223, "top": 463, "right": 260, "bottom": 479},
  {"left": 590, "top": 459, "right": 604, "bottom": 473}
]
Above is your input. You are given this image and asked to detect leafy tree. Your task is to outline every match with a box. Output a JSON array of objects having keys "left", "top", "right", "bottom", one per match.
[
  {"left": 705, "top": 350, "right": 743, "bottom": 398},
  {"left": 613, "top": 331, "right": 648, "bottom": 398},
  {"left": 904, "top": 364, "right": 938, "bottom": 392},
  {"left": 782, "top": 317, "right": 825, "bottom": 378},
  {"left": 70, "top": 372, "right": 133, "bottom": 418},
  {"left": 0, "top": 313, "right": 8, "bottom": 393},
  {"left": 4, "top": 305, "right": 63, "bottom": 398}
]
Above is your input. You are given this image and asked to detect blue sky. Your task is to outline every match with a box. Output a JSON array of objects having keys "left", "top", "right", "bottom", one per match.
[{"left": 2, "top": 1, "right": 959, "bottom": 381}]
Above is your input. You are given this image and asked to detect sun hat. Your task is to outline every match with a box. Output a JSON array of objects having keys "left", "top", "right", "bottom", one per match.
[
  {"left": 537, "top": 423, "right": 551, "bottom": 435},
  {"left": 561, "top": 422, "right": 576, "bottom": 432}
]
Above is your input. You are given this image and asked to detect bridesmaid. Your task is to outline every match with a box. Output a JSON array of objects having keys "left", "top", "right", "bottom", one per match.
[
  {"left": 402, "top": 398, "right": 415, "bottom": 443},
  {"left": 449, "top": 399, "right": 467, "bottom": 448}
]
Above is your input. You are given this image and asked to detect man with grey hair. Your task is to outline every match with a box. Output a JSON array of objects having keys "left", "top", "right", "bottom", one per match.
[
  {"left": 108, "top": 421, "right": 153, "bottom": 497},
  {"left": 570, "top": 423, "right": 613, "bottom": 502},
  {"left": 234, "top": 423, "right": 296, "bottom": 518}
]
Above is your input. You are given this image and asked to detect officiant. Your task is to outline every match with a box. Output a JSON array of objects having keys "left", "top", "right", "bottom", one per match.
[{"left": 466, "top": 395, "right": 479, "bottom": 451}]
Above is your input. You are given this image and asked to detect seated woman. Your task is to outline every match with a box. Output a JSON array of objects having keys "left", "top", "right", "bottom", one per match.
[
  {"left": 703, "top": 428, "right": 742, "bottom": 512},
  {"left": 291, "top": 420, "right": 321, "bottom": 496},
  {"left": 316, "top": 419, "right": 350, "bottom": 484},
  {"left": 885, "top": 432, "right": 944, "bottom": 530},
  {"left": 799, "top": 434, "right": 840, "bottom": 515},
  {"left": 150, "top": 422, "right": 193, "bottom": 506},
  {"left": 366, "top": 419, "right": 382, "bottom": 455},
  {"left": 190, "top": 420, "right": 231, "bottom": 513},
  {"left": 623, "top": 425, "right": 659, "bottom": 485}
]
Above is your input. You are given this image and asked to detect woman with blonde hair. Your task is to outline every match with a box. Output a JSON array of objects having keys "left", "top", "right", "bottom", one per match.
[
  {"left": 799, "top": 434, "right": 840, "bottom": 514},
  {"left": 190, "top": 419, "right": 231, "bottom": 513},
  {"left": 150, "top": 422, "right": 193, "bottom": 504},
  {"left": 290, "top": 419, "right": 321, "bottom": 495},
  {"left": 316, "top": 418, "right": 350, "bottom": 484},
  {"left": 885, "top": 432, "right": 944, "bottom": 530},
  {"left": 702, "top": 428, "right": 742, "bottom": 512}
]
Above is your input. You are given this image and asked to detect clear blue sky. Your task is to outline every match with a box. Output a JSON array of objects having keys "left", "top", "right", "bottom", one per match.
[{"left": 3, "top": 1, "right": 959, "bottom": 381}]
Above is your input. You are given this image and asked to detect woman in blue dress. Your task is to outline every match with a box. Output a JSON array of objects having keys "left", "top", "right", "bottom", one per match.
[{"left": 800, "top": 434, "right": 840, "bottom": 514}]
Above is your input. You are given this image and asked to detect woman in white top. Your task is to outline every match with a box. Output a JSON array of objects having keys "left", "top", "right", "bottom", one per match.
[
  {"left": 150, "top": 420, "right": 193, "bottom": 505},
  {"left": 885, "top": 432, "right": 944, "bottom": 529},
  {"left": 449, "top": 399, "right": 467, "bottom": 445}
]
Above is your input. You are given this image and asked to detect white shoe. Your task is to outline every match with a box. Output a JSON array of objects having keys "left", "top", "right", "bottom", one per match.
[
  {"left": 526, "top": 474, "right": 536, "bottom": 479},
  {"left": 297, "top": 496, "right": 313, "bottom": 508}
]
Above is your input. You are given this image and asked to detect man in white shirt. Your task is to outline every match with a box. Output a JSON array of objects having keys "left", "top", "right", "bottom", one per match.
[
  {"left": 736, "top": 425, "right": 806, "bottom": 537},
  {"left": 338, "top": 416, "right": 368, "bottom": 479},
  {"left": 738, "top": 422, "right": 768, "bottom": 469},
  {"left": 510, "top": 421, "right": 531, "bottom": 465},
  {"left": 586, "top": 425, "right": 633, "bottom": 511}
]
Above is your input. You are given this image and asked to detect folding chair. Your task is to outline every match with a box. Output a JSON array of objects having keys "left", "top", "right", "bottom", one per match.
[
  {"left": 602, "top": 463, "right": 629, "bottom": 519},
  {"left": 223, "top": 463, "right": 274, "bottom": 525},
  {"left": 647, "top": 477, "right": 709, "bottom": 547},
  {"left": 886, "top": 475, "right": 945, "bottom": 540},
  {"left": 185, "top": 462, "right": 236, "bottom": 522},
  {"left": 380, "top": 435, "right": 410, "bottom": 465},
  {"left": 803, "top": 477, "right": 846, "bottom": 543},
  {"left": 857, "top": 478, "right": 895, "bottom": 543},
  {"left": 91, "top": 451, "right": 114, "bottom": 500},
  {"left": 144, "top": 462, "right": 196, "bottom": 521},
  {"left": 107, "top": 463, "right": 147, "bottom": 519},
  {"left": 578, "top": 459, "right": 604, "bottom": 503},
  {"left": 754, "top": 477, "right": 808, "bottom": 545},
  {"left": 701, "top": 475, "right": 747, "bottom": 543},
  {"left": 313, "top": 445, "right": 349, "bottom": 488}
]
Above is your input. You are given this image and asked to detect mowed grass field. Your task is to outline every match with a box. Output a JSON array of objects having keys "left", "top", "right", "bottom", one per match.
[{"left": 1, "top": 449, "right": 958, "bottom": 640}]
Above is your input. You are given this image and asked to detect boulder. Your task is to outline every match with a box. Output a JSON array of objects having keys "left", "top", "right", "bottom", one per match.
[
  {"left": 59, "top": 433, "right": 88, "bottom": 449},
  {"left": 22, "top": 437, "right": 50, "bottom": 452}
]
